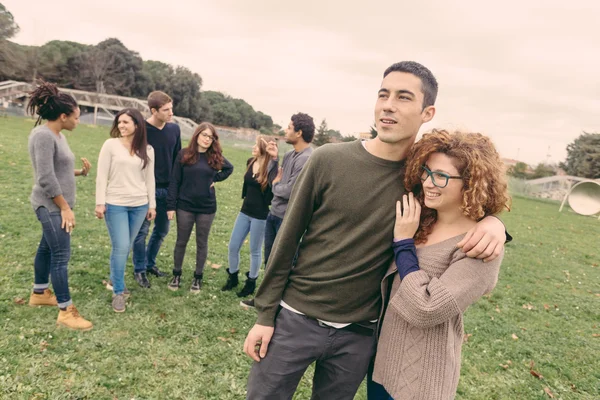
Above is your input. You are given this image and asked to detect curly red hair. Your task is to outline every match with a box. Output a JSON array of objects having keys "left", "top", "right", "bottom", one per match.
[{"left": 405, "top": 129, "right": 511, "bottom": 244}]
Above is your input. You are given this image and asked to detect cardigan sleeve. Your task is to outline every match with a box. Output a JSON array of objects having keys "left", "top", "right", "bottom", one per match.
[{"left": 388, "top": 250, "right": 503, "bottom": 329}]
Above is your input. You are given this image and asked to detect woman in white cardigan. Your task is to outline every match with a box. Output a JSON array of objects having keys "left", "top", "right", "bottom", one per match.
[{"left": 95, "top": 108, "right": 156, "bottom": 313}]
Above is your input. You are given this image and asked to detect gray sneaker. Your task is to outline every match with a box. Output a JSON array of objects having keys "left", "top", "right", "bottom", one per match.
[
  {"left": 112, "top": 294, "right": 126, "bottom": 313},
  {"left": 106, "top": 281, "right": 130, "bottom": 298}
]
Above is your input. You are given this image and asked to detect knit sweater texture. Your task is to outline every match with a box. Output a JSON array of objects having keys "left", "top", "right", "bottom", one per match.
[
  {"left": 255, "top": 140, "right": 406, "bottom": 326},
  {"left": 28, "top": 125, "right": 76, "bottom": 212},
  {"left": 373, "top": 234, "right": 503, "bottom": 400}
]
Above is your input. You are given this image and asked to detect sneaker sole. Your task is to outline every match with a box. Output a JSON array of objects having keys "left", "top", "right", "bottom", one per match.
[
  {"left": 168, "top": 286, "right": 180, "bottom": 291},
  {"left": 113, "top": 307, "right": 126, "bottom": 313},
  {"left": 239, "top": 301, "right": 255, "bottom": 309},
  {"left": 56, "top": 322, "right": 93, "bottom": 331},
  {"left": 190, "top": 288, "right": 201, "bottom": 293}
]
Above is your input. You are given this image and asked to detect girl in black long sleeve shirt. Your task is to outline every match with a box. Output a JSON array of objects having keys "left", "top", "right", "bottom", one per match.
[{"left": 166, "top": 123, "right": 233, "bottom": 291}]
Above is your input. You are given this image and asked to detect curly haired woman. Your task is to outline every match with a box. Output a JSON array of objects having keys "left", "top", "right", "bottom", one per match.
[{"left": 369, "top": 129, "right": 511, "bottom": 400}]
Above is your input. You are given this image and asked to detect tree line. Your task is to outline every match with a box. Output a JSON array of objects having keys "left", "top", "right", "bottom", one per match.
[{"left": 0, "top": 5, "right": 276, "bottom": 132}]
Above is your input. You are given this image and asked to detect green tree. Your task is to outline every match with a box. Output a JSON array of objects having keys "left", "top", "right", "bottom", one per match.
[
  {"left": 559, "top": 132, "right": 600, "bottom": 179},
  {"left": 507, "top": 162, "right": 530, "bottom": 179},
  {"left": 341, "top": 135, "right": 357, "bottom": 142},
  {"left": 370, "top": 125, "right": 377, "bottom": 138},
  {"left": 313, "top": 118, "right": 331, "bottom": 146},
  {"left": 530, "top": 163, "right": 556, "bottom": 179},
  {"left": 0, "top": 3, "right": 19, "bottom": 40}
]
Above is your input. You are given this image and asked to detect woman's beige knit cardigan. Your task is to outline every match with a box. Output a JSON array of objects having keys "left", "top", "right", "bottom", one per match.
[{"left": 373, "top": 235, "right": 503, "bottom": 400}]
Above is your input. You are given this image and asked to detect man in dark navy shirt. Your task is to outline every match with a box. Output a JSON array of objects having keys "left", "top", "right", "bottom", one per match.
[{"left": 132, "top": 91, "right": 182, "bottom": 287}]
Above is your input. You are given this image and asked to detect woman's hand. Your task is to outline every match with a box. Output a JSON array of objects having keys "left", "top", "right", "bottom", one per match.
[
  {"left": 61, "top": 207, "right": 76, "bottom": 233},
  {"left": 147, "top": 208, "right": 156, "bottom": 221},
  {"left": 394, "top": 192, "right": 421, "bottom": 240},
  {"left": 95, "top": 204, "right": 106, "bottom": 219},
  {"left": 78, "top": 158, "right": 92, "bottom": 176},
  {"left": 167, "top": 211, "right": 175, "bottom": 220},
  {"left": 272, "top": 167, "right": 283, "bottom": 184},
  {"left": 261, "top": 138, "right": 278, "bottom": 159}
]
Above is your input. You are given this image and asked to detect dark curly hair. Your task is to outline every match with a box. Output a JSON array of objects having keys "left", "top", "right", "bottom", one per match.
[
  {"left": 291, "top": 112, "right": 315, "bottom": 143},
  {"left": 384, "top": 61, "right": 438, "bottom": 109},
  {"left": 27, "top": 81, "right": 78, "bottom": 127},
  {"left": 405, "top": 129, "right": 511, "bottom": 244},
  {"left": 182, "top": 122, "right": 224, "bottom": 170}
]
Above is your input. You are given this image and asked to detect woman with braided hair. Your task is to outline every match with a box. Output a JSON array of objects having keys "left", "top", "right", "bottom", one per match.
[
  {"left": 369, "top": 130, "right": 511, "bottom": 399},
  {"left": 26, "top": 81, "right": 93, "bottom": 331}
]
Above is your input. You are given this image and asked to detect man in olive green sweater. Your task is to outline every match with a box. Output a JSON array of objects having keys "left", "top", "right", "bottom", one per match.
[{"left": 243, "top": 61, "right": 508, "bottom": 400}]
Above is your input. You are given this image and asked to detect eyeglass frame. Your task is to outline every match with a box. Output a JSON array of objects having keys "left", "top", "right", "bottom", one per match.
[
  {"left": 199, "top": 132, "right": 215, "bottom": 141},
  {"left": 420, "top": 165, "right": 462, "bottom": 188}
]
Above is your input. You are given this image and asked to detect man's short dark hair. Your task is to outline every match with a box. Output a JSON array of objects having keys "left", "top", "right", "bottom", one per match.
[
  {"left": 291, "top": 112, "right": 315, "bottom": 143},
  {"left": 383, "top": 61, "right": 438, "bottom": 109}
]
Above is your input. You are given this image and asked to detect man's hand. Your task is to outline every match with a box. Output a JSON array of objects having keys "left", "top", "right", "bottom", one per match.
[
  {"left": 272, "top": 167, "right": 283, "bottom": 184},
  {"left": 167, "top": 210, "right": 175, "bottom": 220},
  {"left": 457, "top": 216, "right": 505, "bottom": 262},
  {"left": 261, "top": 138, "right": 278, "bottom": 159},
  {"left": 95, "top": 204, "right": 106, "bottom": 219},
  {"left": 147, "top": 208, "right": 157, "bottom": 221},
  {"left": 243, "top": 324, "right": 275, "bottom": 362}
]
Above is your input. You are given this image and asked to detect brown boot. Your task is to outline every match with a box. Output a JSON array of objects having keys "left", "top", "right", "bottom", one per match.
[
  {"left": 56, "top": 305, "right": 93, "bottom": 331},
  {"left": 29, "top": 289, "right": 58, "bottom": 307}
]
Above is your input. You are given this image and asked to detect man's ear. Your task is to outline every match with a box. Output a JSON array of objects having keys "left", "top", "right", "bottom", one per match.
[
  {"left": 422, "top": 106, "right": 435, "bottom": 123},
  {"left": 296, "top": 129, "right": 303, "bottom": 139}
]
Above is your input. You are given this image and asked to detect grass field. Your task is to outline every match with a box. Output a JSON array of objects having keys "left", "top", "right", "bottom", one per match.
[{"left": 0, "top": 116, "right": 598, "bottom": 400}]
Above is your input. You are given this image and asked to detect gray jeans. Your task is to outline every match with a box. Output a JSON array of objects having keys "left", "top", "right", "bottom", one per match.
[
  {"left": 247, "top": 307, "right": 377, "bottom": 400},
  {"left": 173, "top": 209, "right": 215, "bottom": 277}
]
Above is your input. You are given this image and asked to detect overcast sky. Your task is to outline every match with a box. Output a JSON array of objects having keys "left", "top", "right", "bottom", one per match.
[{"left": 6, "top": 0, "right": 599, "bottom": 164}]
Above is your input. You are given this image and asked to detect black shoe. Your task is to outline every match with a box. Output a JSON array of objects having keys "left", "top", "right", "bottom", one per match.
[
  {"left": 134, "top": 272, "right": 151, "bottom": 288},
  {"left": 221, "top": 268, "right": 239, "bottom": 291},
  {"left": 237, "top": 272, "right": 257, "bottom": 297},
  {"left": 147, "top": 266, "right": 166, "bottom": 277},
  {"left": 190, "top": 277, "right": 202, "bottom": 293},
  {"left": 240, "top": 298, "right": 255, "bottom": 308},
  {"left": 168, "top": 275, "right": 181, "bottom": 291}
]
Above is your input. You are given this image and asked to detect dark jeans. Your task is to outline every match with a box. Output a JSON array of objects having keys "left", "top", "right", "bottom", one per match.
[
  {"left": 263, "top": 212, "right": 283, "bottom": 267},
  {"left": 246, "top": 308, "right": 377, "bottom": 400},
  {"left": 366, "top": 364, "right": 393, "bottom": 400},
  {"left": 133, "top": 187, "right": 170, "bottom": 273},
  {"left": 173, "top": 209, "right": 215, "bottom": 278},
  {"left": 33, "top": 206, "right": 72, "bottom": 308}
]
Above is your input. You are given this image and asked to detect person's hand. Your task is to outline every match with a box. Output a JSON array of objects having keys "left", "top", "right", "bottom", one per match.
[
  {"left": 262, "top": 138, "right": 278, "bottom": 159},
  {"left": 95, "top": 204, "right": 106, "bottom": 219},
  {"left": 167, "top": 211, "right": 175, "bottom": 220},
  {"left": 272, "top": 167, "right": 283, "bottom": 184},
  {"left": 457, "top": 215, "right": 505, "bottom": 262},
  {"left": 80, "top": 158, "right": 91, "bottom": 176},
  {"left": 61, "top": 207, "right": 75, "bottom": 233},
  {"left": 243, "top": 324, "right": 275, "bottom": 362},
  {"left": 210, "top": 183, "right": 215, "bottom": 189},
  {"left": 394, "top": 192, "right": 421, "bottom": 240},
  {"left": 147, "top": 208, "right": 156, "bottom": 221}
]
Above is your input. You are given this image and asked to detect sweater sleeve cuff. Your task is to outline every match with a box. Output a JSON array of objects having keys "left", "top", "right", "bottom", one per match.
[{"left": 256, "top": 311, "right": 276, "bottom": 327}]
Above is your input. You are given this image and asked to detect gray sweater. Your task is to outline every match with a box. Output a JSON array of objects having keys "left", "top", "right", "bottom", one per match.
[
  {"left": 28, "top": 125, "right": 76, "bottom": 212},
  {"left": 269, "top": 146, "right": 313, "bottom": 219}
]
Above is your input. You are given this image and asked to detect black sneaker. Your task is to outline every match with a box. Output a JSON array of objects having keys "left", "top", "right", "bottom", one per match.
[
  {"left": 240, "top": 298, "right": 255, "bottom": 309},
  {"left": 168, "top": 275, "right": 181, "bottom": 291},
  {"left": 134, "top": 272, "right": 151, "bottom": 288},
  {"left": 147, "top": 266, "right": 166, "bottom": 277},
  {"left": 190, "top": 278, "right": 202, "bottom": 293}
]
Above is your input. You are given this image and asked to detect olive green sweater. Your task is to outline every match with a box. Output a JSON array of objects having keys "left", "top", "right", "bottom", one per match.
[{"left": 255, "top": 140, "right": 406, "bottom": 326}]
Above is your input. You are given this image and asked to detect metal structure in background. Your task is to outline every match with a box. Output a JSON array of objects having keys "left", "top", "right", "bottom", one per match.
[
  {"left": 0, "top": 80, "right": 197, "bottom": 138},
  {"left": 559, "top": 180, "right": 600, "bottom": 220}
]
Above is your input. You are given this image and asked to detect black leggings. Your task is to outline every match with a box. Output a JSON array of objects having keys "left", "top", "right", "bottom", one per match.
[{"left": 173, "top": 209, "right": 215, "bottom": 277}]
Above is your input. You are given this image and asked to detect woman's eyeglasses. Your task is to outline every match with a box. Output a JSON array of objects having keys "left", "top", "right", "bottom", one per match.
[
  {"left": 420, "top": 165, "right": 462, "bottom": 188},
  {"left": 200, "top": 132, "right": 214, "bottom": 141}
]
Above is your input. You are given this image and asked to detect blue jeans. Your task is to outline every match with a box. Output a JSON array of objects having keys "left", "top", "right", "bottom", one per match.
[
  {"left": 133, "top": 188, "right": 169, "bottom": 272},
  {"left": 34, "top": 206, "right": 72, "bottom": 308},
  {"left": 105, "top": 203, "right": 149, "bottom": 294},
  {"left": 228, "top": 212, "right": 267, "bottom": 279},
  {"left": 263, "top": 212, "right": 283, "bottom": 268}
]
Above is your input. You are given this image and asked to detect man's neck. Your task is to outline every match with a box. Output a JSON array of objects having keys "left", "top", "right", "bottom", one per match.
[
  {"left": 147, "top": 116, "right": 166, "bottom": 130},
  {"left": 364, "top": 137, "right": 414, "bottom": 162},
  {"left": 293, "top": 141, "right": 310, "bottom": 153}
]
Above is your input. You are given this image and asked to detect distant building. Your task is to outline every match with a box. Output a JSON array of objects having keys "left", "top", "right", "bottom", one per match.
[{"left": 358, "top": 132, "right": 372, "bottom": 140}]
